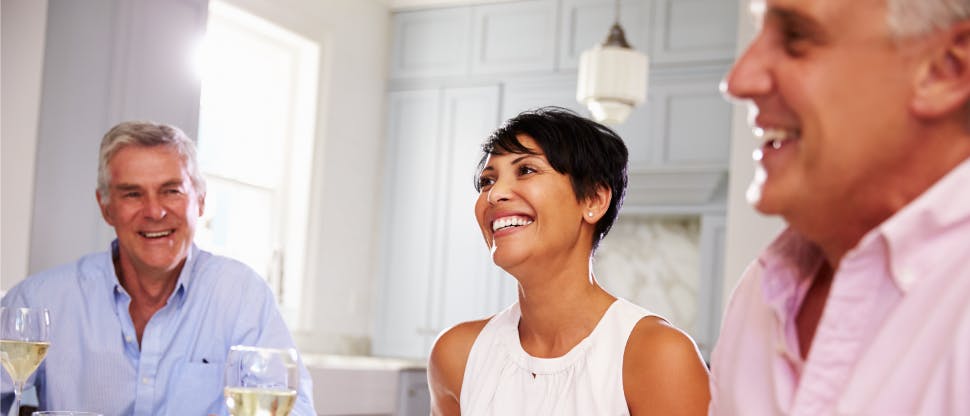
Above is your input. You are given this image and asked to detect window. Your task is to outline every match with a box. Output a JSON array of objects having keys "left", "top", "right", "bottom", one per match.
[{"left": 195, "top": 0, "right": 319, "bottom": 326}]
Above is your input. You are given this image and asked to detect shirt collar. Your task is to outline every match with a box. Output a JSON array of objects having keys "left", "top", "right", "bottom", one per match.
[
  {"left": 875, "top": 157, "right": 970, "bottom": 293},
  {"left": 106, "top": 239, "right": 198, "bottom": 304},
  {"left": 759, "top": 228, "right": 824, "bottom": 322}
]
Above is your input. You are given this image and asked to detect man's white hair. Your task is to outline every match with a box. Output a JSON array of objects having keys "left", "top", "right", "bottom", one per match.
[{"left": 888, "top": 0, "right": 970, "bottom": 37}]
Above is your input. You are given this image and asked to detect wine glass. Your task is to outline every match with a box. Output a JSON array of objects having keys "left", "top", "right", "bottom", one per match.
[
  {"left": 224, "top": 345, "right": 299, "bottom": 416},
  {"left": 1, "top": 307, "right": 51, "bottom": 416}
]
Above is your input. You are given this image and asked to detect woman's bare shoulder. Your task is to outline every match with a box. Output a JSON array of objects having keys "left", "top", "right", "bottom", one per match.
[
  {"left": 623, "top": 316, "right": 711, "bottom": 415},
  {"left": 428, "top": 318, "right": 492, "bottom": 416}
]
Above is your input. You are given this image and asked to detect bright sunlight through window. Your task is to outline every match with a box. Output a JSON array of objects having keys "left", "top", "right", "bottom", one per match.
[{"left": 195, "top": 0, "right": 320, "bottom": 327}]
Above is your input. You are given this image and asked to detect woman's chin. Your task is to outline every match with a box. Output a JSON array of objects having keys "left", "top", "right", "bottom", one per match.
[{"left": 490, "top": 248, "right": 527, "bottom": 273}]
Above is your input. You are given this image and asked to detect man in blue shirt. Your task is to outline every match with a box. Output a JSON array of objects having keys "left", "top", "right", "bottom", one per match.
[{"left": 1, "top": 121, "right": 315, "bottom": 415}]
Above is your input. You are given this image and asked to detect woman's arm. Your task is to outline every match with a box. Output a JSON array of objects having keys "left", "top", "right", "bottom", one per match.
[
  {"left": 623, "top": 316, "right": 711, "bottom": 416},
  {"left": 428, "top": 319, "right": 488, "bottom": 416}
]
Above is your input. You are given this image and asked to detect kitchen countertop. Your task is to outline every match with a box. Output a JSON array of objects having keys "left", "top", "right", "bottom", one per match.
[{"left": 303, "top": 354, "right": 429, "bottom": 416}]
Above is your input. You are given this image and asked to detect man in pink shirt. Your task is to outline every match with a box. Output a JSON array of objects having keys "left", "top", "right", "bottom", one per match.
[{"left": 709, "top": 0, "right": 970, "bottom": 414}]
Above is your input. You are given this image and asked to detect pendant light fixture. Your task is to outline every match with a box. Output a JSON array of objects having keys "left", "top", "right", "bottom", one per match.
[{"left": 576, "top": 0, "right": 648, "bottom": 125}]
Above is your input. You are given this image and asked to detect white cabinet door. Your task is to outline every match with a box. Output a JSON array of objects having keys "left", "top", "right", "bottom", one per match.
[
  {"left": 375, "top": 86, "right": 508, "bottom": 359},
  {"left": 651, "top": 0, "right": 738, "bottom": 65},
  {"left": 558, "top": 0, "right": 651, "bottom": 70},
  {"left": 430, "top": 86, "right": 517, "bottom": 335},
  {"left": 374, "top": 89, "right": 443, "bottom": 358},
  {"left": 471, "top": 0, "right": 558, "bottom": 75},
  {"left": 390, "top": 7, "right": 472, "bottom": 79}
]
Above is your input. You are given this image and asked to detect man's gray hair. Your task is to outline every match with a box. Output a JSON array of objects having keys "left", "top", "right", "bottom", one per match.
[
  {"left": 96, "top": 121, "right": 206, "bottom": 202},
  {"left": 888, "top": 0, "right": 970, "bottom": 37}
]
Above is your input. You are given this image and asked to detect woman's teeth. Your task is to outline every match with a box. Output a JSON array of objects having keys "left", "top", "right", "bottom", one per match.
[{"left": 492, "top": 216, "right": 533, "bottom": 232}]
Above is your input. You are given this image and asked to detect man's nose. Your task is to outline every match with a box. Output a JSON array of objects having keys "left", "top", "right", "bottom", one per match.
[
  {"left": 143, "top": 195, "right": 167, "bottom": 219},
  {"left": 723, "top": 34, "right": 774, "bottom": 102}
]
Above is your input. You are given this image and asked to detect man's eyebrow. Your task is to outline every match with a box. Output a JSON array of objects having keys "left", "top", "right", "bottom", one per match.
[
  {"left": 112, "top": 183, "right": 141, "bottom": 191},
  {"left": 766, "top": 6, "right": 822, "bottom": 32},
  {"left": 160, "top": 179, "right": 185, "bottom": 188},
  {"left": 767, "top": 7, "right": 826, "bottom": 38}
]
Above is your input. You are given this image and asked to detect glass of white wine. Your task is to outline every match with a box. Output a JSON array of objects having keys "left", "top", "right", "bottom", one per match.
[
  {"left": 1, "top": 307, "right": 51, "bottom": 416},
  {"left": 224, "top": 345, "right": 299, "bottom": 416}
]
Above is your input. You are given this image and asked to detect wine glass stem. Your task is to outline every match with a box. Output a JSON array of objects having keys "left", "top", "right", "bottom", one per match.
[{"left": 7, "top": 384, "right": 22, "bottom": 416}]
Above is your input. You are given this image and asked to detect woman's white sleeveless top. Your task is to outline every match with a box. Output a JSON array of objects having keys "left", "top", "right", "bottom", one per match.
[{"left": 459, "top": 298, "right": 654, "bottom": 415}]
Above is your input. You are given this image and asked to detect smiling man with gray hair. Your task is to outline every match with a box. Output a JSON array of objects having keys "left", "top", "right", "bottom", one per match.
[
  {"left": 708, "top": 0, "right": 970, "bottom": 414},
  {"left": 1, "top": 121, "right": 315, "bottom": 415}
]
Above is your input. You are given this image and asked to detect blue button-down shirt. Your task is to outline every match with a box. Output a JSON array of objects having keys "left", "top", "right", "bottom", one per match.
[{"left": 1, "top": 241, "right": 315, "bottom": 415}]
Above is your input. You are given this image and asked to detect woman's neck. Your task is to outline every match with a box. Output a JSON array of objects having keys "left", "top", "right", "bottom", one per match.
[{"left": 514, "top": 263, "right": 616, "bottom": 358}]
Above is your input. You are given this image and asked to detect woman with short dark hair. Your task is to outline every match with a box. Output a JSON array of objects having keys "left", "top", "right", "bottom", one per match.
[{"left": 428, "top": 107, "right": 711, "bottom": 415}]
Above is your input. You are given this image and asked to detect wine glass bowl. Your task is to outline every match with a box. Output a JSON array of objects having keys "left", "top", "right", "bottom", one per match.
[
  {"left": 1, "top": 307, "right": 51, "bottom": 416},
  {"left": 224, "top": 345, "right": 299, "bottom": 416}
]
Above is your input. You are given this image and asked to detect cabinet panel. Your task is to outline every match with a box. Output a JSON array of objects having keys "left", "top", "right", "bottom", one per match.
[
  {"left": 432, "top": 86, "right": 511, "bottom": 333},
  {"left": 471, "top": 0, "right": 558, "bottom": 74},
  {"left": 390, "top": 7, "right": 472, "bottom": 78},
  {"left": 374, "top": 90, "right": 443, "bottom": 358},
  {"left": 558, "top": 0, "right": 650, "bottom": 70},
  {"left": 651, "top": 0, "right": 738, "bottom": 64},
  {"left": 502, "top": 77, "right": 654, "bottom": 170},
  {"left": 696, "top": 213, "right": 726, "bottom": 359},
  {"left": 649, "top": 71, "right": 731, "bottom": 166},
  {"left": 376, "top": 86, "right": 508, "bottom": 359}
]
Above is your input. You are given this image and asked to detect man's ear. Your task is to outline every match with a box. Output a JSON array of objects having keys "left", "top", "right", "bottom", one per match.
[
  {"left": 583, "top": 184, "right": 612, "bottom": 224},
  {"left": 912, "top": 21, "right": 970, "bottom": 118},
  {"left": 197, "top": 192, "right": 206, "bottom": 218},
  {"left": 96, "top": 190, "right": 114, "bottom": 225}
]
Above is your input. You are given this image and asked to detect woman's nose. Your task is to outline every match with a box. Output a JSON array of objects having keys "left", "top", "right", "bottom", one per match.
[{"left": 486, "top": 178, "right": 512, "bottom": 205}]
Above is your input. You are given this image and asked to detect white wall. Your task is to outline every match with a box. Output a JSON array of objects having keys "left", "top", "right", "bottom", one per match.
[
  {"left": 721, "top": 0, "right": 785, "bottom": 305},
  {"left": 27, "top": 0, "right": 208, "bottom": 280},
  {"left": 4, "top": 0, "right": 389, "bottom": 355},
  {"left": 1, "top": 0, "right": 48, "bottom": 291},
  {"left": 217, "top": 0, "right": 391, "bottom": 354}
]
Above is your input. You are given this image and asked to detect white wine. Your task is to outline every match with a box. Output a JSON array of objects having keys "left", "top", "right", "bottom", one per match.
[
  {"left": 0, "top": 340, "right": 50, "bottom": 383},
  {"left": 225, "top": 387, "right": 297, "bottom": 416}
]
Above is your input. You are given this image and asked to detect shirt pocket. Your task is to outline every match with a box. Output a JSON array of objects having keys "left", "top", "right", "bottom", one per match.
[{"left": 165, "top": 360, "right": 226, "bottom": 415}]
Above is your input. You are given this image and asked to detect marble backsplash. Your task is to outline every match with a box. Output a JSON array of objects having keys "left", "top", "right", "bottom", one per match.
[{"left": 594, "top": 215, "right": 702, "bottom": 337}]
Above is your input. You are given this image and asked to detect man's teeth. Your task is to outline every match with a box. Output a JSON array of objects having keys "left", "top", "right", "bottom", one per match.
[
  {"left": 142, "top": 230, "right": 173, "bottom": 238},
  {"left": 755, "top": 127, "right": 799, "bottom": 148},
  {"left": 492, "top": 216, "right": 534, "bottom": 232}
]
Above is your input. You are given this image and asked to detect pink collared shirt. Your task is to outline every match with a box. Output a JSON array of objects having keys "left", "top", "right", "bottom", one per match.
[{"left": 709, "top": 158, "right": 970, "bottom": 416}]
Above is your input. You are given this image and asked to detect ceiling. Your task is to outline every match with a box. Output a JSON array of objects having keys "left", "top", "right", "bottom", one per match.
[{"left": 387, "top": 0, "right": 513, "bottom": 11}]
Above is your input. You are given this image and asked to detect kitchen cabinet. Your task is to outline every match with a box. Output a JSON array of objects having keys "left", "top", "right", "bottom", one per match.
[
  {"left": 650, "top": 0, "right": 739, "bottom": 65},
  {"left": 470, "top": 0, "right": 558, "bottom": 75},
  {"left": 373, "top": 85, "right": 517, "bottom": 359},
  {"left": 390, "top": 7, "right": 472, "bottom": 79},
  {"left": 558, "top": 0, "right": 652, "bottom": 70},
  {"left": 377, "top": 0, "right": 738, "bottom": 360}
]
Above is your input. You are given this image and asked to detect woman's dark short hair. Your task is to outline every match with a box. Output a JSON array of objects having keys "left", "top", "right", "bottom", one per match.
[{"left": 476, "top": 107, "right": 629, "bottom": 250}]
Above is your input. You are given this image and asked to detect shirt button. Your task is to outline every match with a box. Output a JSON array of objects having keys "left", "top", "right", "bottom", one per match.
[
  {"left": 900, "top": 269, "right": 915, "bottom": 286},
  {"left": 125, "top": 335, "right": 134, "bottom": 343},
  {"left": 142, "top": 377, "right": 151, "bottom": 385}
]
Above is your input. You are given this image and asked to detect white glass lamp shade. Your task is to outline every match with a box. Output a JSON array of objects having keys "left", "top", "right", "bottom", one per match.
[{"left": 576, "top": 45, "right": 648, "bottom": 124}]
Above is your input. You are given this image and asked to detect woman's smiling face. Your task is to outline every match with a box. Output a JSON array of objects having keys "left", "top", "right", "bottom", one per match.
[{"left": 474, "top": 135, "right": 589, "bottom": 272}]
